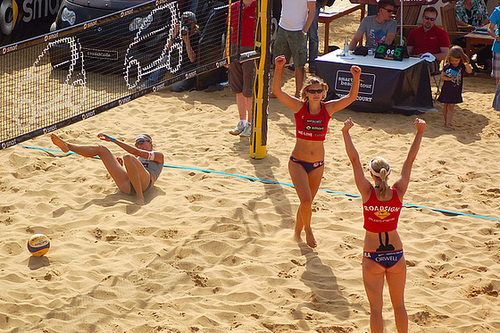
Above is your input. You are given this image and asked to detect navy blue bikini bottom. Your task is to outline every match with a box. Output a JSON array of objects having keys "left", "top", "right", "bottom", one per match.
[
  {"left": 363, "top": 249, "right": 404, "bottom": 269},
  {"left": 290, "top": 156, "right": 324, "bottom": 173}
]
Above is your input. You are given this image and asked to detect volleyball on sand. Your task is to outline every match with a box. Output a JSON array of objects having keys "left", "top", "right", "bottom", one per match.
[{"left": 27, "top": 234, "right": 50, "bottom": 256}]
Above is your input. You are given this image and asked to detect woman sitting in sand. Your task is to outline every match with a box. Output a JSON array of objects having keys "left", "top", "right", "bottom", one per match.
[
  {"left": 51, "top": 133, "right": 164, "bottom": 205},
  {"left": 272, "top": 54, "right": 361, "bottom": 248},
  {"left": 341, "top": 117, "right": 426, "bottom": 333}
]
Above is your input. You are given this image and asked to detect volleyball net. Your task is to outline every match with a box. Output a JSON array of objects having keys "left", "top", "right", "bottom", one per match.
[{"left": 0, "top": 0, "right": 265, "bottom": 150}]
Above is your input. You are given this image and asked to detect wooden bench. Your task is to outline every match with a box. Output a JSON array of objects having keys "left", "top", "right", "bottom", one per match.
[{"left": 319, "top": 3, "right": 366, "bottom": 54}]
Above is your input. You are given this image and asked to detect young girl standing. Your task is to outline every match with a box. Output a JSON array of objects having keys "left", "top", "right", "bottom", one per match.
[{"left": 437, "top": 46, "right": 473, "bottom": 129}]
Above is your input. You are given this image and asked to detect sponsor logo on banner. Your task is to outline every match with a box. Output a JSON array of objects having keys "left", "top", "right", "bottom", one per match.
[
  {"left": 82, "top": 48, "right": 119, "bottom": 60},
  {"left": 3, "top": 139, "right": 17, "bottom": 148},
  {"left": 84, "top": 20, "right": 98, "bottom": 30},
  {"left": 21, "top": 0, "right": 60, "bottom": 23},
  {"left": 2, "top": 43, "right": 17, "bottom": 53},
  {"left": 83, "top": 111, "right": 95, "bottom": 119},
  {"left": 44, "top": 32, "right": 58, "bottom": 41},
  {"left": 119, "top": 96, "right": 132, "bottom": 105},
  {"left": 61, "top": 7, "right": 76, "bottom": 25},
  {"left": 1, "top": 0, "right": 61, "bottom": 42},
  {"left": 335, "top": 70, "right": 375, "bottom": 95},
  {"left": 129, "top": 15, "right": 153, "bottom": 31},
  {"left": 121, "top": 9, "right": 134, "bottom": 17},
  {"left": 43, "top": 125, "right": 57, "bottom": 133}
]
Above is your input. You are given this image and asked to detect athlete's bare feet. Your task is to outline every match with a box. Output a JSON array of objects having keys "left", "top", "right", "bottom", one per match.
[
  {"left": 294, "top": 230, "right": 302, "bottom": 243},
  {"left": 136, "top": 197, "right": 145, "bottom": 205},
  {"left": 304, "top": 228, "right": 317, "bottom": 248},
  {"left": 51, "top": 134, "right": 70, "bottom": 152},
  {"left": 294, "top": 220, "right": 304, "bottom": 242}
]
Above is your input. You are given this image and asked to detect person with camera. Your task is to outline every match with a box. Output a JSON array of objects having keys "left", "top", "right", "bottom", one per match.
[{"left": 168, "top": 11, "right": 201, "bottom": 92}]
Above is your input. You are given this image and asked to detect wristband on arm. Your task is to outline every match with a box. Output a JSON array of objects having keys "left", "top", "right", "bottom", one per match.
[{"left": 103, "top": 134, "right": 116, "bottom": 142}]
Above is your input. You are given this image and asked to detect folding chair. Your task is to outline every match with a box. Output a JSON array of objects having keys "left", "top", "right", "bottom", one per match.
[
  {"left": 428, "top": 58, "right": 444, "bottom": 102},
  {"left": 431, "top": 70, "right": 442, "bottom": 102},
  {"left": 440, "top": 3, "right": 474, "bottom": 40},
  {"left": 395, "top": 5, "right": 422, "bottom": 39}
]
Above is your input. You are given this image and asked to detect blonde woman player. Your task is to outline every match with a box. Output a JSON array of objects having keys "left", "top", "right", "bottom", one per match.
[
  {"left": 273, "top": 54, "right": 361, "bottom": 248},
  {"left": 342, "top": 117, "right": 426, "bottom": 333},
  {"left": 51, "top": 133, "right": 164, "bottom": 205}
]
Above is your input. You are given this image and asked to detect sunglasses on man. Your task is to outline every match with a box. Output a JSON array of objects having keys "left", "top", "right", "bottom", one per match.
[
  {"left": 382, "top": 7, "right": 396, "bottom": 14},
  {"left": 424, "top": 15, "right": 436, "bottom": 21}
]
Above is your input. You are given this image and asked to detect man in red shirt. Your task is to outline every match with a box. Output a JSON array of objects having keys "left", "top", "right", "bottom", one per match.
[
  {"left": 227, "top": 0, "right": 257, "bottom": 137},
  {"left": 407, "top": 7, "right": 450, "bottom": 72}
]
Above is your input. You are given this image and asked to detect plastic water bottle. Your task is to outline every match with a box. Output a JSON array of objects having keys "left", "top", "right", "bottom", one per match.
[{"left": 343, "top": 36, "right": 349, "bottom": 56}]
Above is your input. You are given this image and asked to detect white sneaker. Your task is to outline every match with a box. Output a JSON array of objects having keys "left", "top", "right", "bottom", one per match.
[
  {"left": 229, "top": 120, "right": 246, "bottom": 135},
  {"left": 240, "top": 122, "right": 252, "bottom": 137}
]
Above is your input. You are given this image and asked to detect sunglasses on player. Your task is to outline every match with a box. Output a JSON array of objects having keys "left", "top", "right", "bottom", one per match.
[
  {"left": 307, "top": 89, "right": 324, "bottom": 94},
  {"left": 135, "top": 139, "right": 150, "bottom": 146}
]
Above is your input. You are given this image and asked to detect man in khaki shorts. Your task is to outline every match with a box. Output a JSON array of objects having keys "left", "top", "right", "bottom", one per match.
[{"left": 273, "top": 0, "right": 316, "bottom": 98}]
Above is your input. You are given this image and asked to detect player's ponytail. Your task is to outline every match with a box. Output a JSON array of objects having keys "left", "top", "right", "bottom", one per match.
[{"left": 369, "top": 157, "right": 391, "bottom": 200}]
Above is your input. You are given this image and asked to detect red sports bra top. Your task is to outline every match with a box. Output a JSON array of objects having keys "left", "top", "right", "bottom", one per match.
[
  {"left": 294, "top": 102, "right": 330, "bottom": 141},
  {"left": 363, "top": 188, "right": 402, "bottom": 233}
]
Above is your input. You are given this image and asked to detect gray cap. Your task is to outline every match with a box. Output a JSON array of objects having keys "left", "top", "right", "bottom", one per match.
[{"left": 182, "top": 11, "right": 197, "bottom": 24}]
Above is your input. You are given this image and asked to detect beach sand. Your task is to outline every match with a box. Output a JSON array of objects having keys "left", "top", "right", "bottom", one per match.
[{"left": 1, "top": 3, "right": 500, "bottom": 332}]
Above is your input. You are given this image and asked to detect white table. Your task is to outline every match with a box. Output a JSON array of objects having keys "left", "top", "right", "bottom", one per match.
[{"left": 316, "top": 50, "right": 435, "bottom": 114}]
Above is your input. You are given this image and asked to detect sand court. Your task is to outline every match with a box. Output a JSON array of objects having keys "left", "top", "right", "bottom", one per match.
[{"left": 1, "top": 2, "right": 500, "bottom": 331}]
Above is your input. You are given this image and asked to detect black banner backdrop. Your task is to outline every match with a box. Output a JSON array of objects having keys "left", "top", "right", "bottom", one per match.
[{"left": 0, "top": 0, "right": 61, "bottom": 46}]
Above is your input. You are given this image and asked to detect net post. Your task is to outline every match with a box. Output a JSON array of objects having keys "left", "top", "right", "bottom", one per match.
[{"left": 250, "top": 0, "right": 271, "bottom": 159}]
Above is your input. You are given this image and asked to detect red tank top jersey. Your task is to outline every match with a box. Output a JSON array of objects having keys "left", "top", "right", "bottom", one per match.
[
  {"left": 363, "top": 188, "right": 402, "bottom": 233},
  {"left": 294, "top": 102, "right": 330, "bottom": 141}
]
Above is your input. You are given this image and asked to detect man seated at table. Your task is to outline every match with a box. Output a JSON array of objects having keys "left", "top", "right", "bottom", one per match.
[
  {"left": 407, "top": 7, "right": 450, "bottom": 73},
  {"left": 348, "top": 0, "right": 397, "bottom": 51}
]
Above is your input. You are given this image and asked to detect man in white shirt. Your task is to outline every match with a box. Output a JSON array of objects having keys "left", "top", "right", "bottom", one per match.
[{"left": 273, "top": 0, "right": 316, "bottom": 97}]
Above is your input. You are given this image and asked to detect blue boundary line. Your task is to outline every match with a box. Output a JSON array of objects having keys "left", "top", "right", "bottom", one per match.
[{"left": 19, "top": 144, "right": 500, "bottom": 222}]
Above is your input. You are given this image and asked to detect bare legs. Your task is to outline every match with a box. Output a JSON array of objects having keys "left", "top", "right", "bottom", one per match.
[
  {"left": 236, "top": 93, "right": 252, "bottom": 123},
  {"left": 271, "top": 64, "right": 304, "bottom": 99},
  {"left": 295, "top": 67, "right": 305, "bottom": 98},
  {"left": 288, "top": 160, "right": 324, "bottom": 248},
  {"left": 443, "top": 103, "right": 455, "bottom": 129},
  {"left": 363, "top": 257, "right": 408, "bottom": 333},
  {"left": 51, "top": 134, "right": 150, "bottom": 204},
  {"left": 123, "top": 154, "right": 151, "bottom": 205}
]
